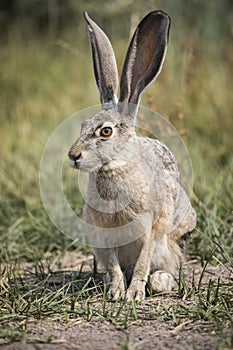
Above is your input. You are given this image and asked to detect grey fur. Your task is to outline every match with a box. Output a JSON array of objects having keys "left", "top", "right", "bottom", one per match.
[
  {"left": 69, "top": 11, "right": 196, "bottom": 301},
  {"left": 83, "top": 12, "right": 118, "bottom": 108},
  {"left": 120, "top": 10, "right": 171, "bottom": 106}
]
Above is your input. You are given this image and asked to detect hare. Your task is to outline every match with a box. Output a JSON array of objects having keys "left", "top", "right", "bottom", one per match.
[{"left": 68, "top": 11, "right": 196, "bottom": 301}]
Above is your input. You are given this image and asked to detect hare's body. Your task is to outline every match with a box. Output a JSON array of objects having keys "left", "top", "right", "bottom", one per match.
[{"left": 69, "top": 11, "right": 196, "bottom": 300}]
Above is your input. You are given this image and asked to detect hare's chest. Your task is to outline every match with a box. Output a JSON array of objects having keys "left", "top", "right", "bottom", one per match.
[{"left": 84, "top": 170, "right": 149, "bottom": 228}]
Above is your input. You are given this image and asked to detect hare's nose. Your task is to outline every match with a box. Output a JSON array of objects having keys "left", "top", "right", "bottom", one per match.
[{"left": 68, "top": 150, "right": 81, "bottom": 162}]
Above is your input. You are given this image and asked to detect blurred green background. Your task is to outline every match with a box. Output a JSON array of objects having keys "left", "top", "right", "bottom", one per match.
[{"left": 0, "top": 0, "right": 232, "bottom": 263}]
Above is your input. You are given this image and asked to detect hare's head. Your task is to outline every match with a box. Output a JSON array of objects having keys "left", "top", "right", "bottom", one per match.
[{"left": 69, "top": 11, "right": 170, "bottom": 172}]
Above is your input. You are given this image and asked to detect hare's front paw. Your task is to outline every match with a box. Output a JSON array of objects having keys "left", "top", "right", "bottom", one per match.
[
  {"left": 126, "top": 280, "right": 146, "bottom": 302},
  {"left": 149, "top": 270, "right": 175, "bottom": 292},
  {"left": 104, "top": 273, "right": 126, "bottom": 301},
  {"left": 107, "top": 282, "right": 125, "bottom": 301}
]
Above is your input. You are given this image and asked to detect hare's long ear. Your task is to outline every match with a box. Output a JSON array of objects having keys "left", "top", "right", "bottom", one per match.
[
  {"left": 119, "top": 11, "right": 170, "bottom": 109},
  {"left": 83, "top": 12, "right": 118, "bottom": 109}
]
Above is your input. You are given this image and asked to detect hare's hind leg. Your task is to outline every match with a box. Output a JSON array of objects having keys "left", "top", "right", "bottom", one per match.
[
  {"left": 149, "top": 203, "right": 196, "bottom": 293},
  {"left": 149, "top": 234, "right": 182, "bottom": 292}
]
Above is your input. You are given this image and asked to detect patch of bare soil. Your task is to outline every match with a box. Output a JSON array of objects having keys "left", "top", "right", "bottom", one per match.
[
  {"left": 1, "top": 253, "right": 232, "bottom": 350},
  {"left": 1, "top": 319, "right": 230, "bottom": 350}
]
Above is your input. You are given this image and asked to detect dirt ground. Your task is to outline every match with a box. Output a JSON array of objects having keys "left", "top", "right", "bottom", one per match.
[
  {"left": 1, "top": 253, "right": 232, "bottom": 350},
  {"left": 2, "top": 318, "right": 230, "bottom": 350}
]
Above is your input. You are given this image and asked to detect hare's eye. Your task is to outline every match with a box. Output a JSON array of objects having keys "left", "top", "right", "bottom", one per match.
[{"left": 100, "top": 127, "right": 113, "bottom": 137}]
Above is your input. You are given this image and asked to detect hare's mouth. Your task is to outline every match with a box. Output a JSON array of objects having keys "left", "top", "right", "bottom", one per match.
[{"left": 69, "top": 157, "right": 80, "bottom": 169}]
